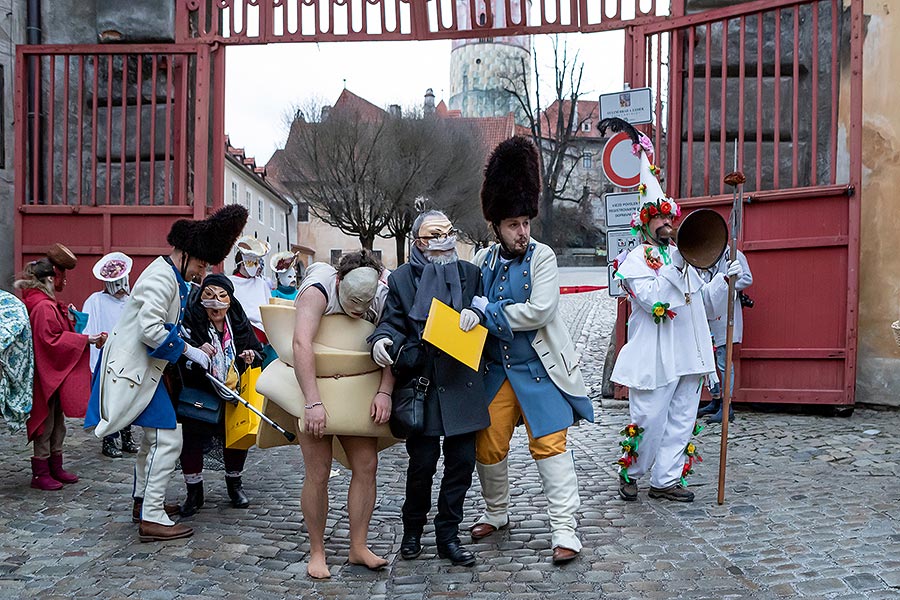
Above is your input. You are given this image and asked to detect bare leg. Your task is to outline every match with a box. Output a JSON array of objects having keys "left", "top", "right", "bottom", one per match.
[
  {"left": 297, "top": 432, "right": 334, "bottom": 579},
  {"left": 339, "top": 435, "right": 387, "bottom": 569}
]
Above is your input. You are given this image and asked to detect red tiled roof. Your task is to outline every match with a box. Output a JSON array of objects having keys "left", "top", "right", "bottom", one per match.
[
  {"left": 539, "top": 99, "right": 601, "bottom": 138},
  {"left": 332, "top": 88, "right": 386, "bottom": 121}
]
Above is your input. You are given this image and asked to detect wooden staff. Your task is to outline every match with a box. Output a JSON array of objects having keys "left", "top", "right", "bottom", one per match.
[{"left": 718, "top": 168, "right": 745, "bottom": 505}]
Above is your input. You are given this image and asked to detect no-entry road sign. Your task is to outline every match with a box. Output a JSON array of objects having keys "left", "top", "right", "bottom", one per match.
[{"left": 601, "top": 132, "right": 641, "bottom": 188}]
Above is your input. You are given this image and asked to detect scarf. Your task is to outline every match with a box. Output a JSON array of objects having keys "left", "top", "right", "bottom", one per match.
[
  {"left": 208, "top": 316, "right": 237, "bottom": 388},
  {"left": 408, "top": 245, "right": 463, "bottom": 323}
]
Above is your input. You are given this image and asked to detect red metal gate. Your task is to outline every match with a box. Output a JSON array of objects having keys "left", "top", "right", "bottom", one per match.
[
  {"left": 13, "top": 43, "right": 225, "bottom": 306},
  {"left": 615, "top": 0, "right": 864, "bottom": 406}
]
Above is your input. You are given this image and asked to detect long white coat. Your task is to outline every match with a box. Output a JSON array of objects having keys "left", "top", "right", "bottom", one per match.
[
  {"left": 473, "top": 240, "right": 588, "bottom": 399},
  {"left": 92, "top": 257, "right": 183, "bottom": 437}
]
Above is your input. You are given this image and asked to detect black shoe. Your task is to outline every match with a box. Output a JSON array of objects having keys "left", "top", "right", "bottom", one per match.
[
  {"left": 400, "top": 532, "right": 422, "bottom": 560},
  {"left": 225, "top": 475, "right": 250, "bottom": 509},
  {"left": 648, "top": 484, "right": 694, "bottom": 502},
  {"left": 707, "top": 406, "right": 735, "bottom": 424},
  {"left": 180, "top": 481, "right": 205, "bottom": 517},
  {"left": 437, "top": 541, "right": 475, "bottom": 567},
  {"left": 120, "top": 427, "right": 139, "bottom": 453},
  {"left": 697, "top": 398, "right": 721, "bottom": 417},
  {"left": 618, "top": 476, "right": 638, "bottom": 501},
  {"left": 102, "top": 436, "right": 122, "bottom": 458}
]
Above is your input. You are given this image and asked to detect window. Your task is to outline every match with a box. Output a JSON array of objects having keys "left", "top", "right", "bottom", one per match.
[
  {"left": 269, "top": 206, "right": 275, "bottom": 228},
  {"left": 257, "top": 198, "right": 263, "bottom": 222},
  {"left": 280, "top": 215, "right": 286, "bottom": 234},
  {"left": 231, "top": 181, "right": 237, "bottom": 205},
  {"left": 582, "top": 151, "right": 593, "bottom": 169},
  {"left": 297, "top": 202, "right": 310, "bottom": 223},
  {"left": 582, "top": 121, "right": 592, "bottom": 132},
  {"left": 330, "top": 249, "right": 343, "bottom": 265},
  {"left": 372, "top": 249, "right": 382, "bottom": 262}
]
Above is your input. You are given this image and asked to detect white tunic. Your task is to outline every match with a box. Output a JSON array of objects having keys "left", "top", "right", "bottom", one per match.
[
  {"left": 297, "top": 262, "right": 388, "bottom": 323},
  {"left": 699, "top": 249, "right": 753, "bottom": 346},
  {"left": 611, "top": 244, "right": 722, "bottom": 391},
  {"left": 81, "top": 291, "right": 127, "bottom": 371},
  {"left": 228, "top": 274, "right": 273, "bottom": 334}
]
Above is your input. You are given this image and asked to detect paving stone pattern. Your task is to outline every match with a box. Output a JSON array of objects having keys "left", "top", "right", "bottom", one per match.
[{"left": 1, "top": 289, "right": 898, "bottom": 599}]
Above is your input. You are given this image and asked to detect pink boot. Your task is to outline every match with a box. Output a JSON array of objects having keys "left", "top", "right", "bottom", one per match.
[
  {"left": 48, "top": 453, "right": 79, "bottom": 484},
  {"left": 31, "top": 457, "right": 63, "bottom": 490}
]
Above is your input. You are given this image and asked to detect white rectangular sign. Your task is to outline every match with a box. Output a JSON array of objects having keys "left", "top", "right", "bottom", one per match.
[
  {"left": 608, "top": 264, "right": 626, "bottom": 297},
  {"left": 604, "top": 191, "right": 641, "bottom": 229},
  {"left": 606, "top": 228, "right": 640, "bottom": 264},
  {"left": 599, "top": 87, "right": 653, "bottom": 125}
]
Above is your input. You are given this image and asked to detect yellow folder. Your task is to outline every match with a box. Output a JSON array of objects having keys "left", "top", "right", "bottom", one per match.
[{"left": 422, "top": 298, "right": 488, "bottom": 372}]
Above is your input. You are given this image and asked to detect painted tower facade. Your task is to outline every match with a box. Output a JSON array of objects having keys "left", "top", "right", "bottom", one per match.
[{"left": 448, "top": 0, "right": 532, "bottom": 122}]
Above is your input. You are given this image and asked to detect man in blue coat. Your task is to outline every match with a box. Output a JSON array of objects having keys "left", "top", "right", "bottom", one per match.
[{"left": 469, "top": 137, "right": 595, "bottom": 565}]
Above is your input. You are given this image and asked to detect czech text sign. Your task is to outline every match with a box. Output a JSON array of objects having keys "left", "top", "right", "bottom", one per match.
[
  {"left": 604, "top": 191, "right": 641, "bottom": 229},
  {"left": 599, "top": 87, "right": 653, "bottom": 124}
]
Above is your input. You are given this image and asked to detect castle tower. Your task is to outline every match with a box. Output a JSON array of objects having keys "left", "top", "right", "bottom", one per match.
[{"left": 448, "top": 0, "right": 532, "bottom": 122}]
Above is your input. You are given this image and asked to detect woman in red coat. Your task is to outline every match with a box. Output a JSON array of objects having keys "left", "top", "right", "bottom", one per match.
[{"left": 14, "top": 245, "right": 104, "bottom": 490}]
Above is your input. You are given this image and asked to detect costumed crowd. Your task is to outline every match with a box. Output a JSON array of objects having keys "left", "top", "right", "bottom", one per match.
[{"left": 0, "top": 133, "right": 752, "bottom": 577}]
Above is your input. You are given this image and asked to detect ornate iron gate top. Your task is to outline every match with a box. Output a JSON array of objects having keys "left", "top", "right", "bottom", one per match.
[{"left": 177, "top": 0, "right": 675, "bottom": 44}]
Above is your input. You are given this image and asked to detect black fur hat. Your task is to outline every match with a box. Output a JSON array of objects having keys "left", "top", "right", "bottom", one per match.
[
  {"left": 481, "top": 136, "right": 541, "bottom": 224},
  {"left": 167, "top": 204, "right": 248, "bottom": 264}
]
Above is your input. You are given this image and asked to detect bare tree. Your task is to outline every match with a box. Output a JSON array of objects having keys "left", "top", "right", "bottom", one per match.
[
  {"left": 501, "top": 36, "right": 593, "bottom": 245},
  {"left": 376, "top": 112, "right": 484, "bottom": 264},
  {"left": 277, "top": 102, "right": 392, "bottom": 250}
]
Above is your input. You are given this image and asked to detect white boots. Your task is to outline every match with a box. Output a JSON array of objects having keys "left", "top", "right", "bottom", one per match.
[
  {"left": 473, "top": 457, "right": 510, "bottom": 530},
  {"left": 535, "top": 450, "right": 582, "bottom": 553}
]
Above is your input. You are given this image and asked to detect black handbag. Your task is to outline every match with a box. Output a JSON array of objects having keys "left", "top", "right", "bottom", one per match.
[
  {"left": 176, "top": 386, "right": 224, "bottom": 425},
  {"left": 389, "top": 376, "right": 429, "bottom": 439}
]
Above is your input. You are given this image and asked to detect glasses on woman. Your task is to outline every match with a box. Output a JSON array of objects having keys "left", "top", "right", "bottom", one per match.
[{"left": 416, "top": 229, "right": 459, "bottom": 242}]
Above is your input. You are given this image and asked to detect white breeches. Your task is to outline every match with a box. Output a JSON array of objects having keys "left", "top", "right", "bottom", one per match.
[
  {"left": 133, "top": 424, "right": 183, "bottom": 525},
  {"left": 627, "top": 376, "right": 702, "bottom": 489}
]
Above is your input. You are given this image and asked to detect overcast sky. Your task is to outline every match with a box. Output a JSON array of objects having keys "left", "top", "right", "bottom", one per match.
[{"left": 224, "top": 31, "right": 625, "bottom": 165}]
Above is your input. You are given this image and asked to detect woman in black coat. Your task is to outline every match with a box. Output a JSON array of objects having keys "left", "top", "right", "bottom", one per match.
[
  {"left": 177, "top": 274, "right": 263, "bottom": 516},
  {"left": 370, "top": 211, "right": 490, "bottom": 567}
]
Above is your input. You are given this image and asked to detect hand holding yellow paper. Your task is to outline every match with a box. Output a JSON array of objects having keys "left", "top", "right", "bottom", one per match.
[{"left": 422, "top": 298, "right": 488, "bottom": 371}]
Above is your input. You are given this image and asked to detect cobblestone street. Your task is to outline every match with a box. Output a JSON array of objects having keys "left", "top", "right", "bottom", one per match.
[{"left": 1, "top": 276, "right": 899, "bottom": 599}]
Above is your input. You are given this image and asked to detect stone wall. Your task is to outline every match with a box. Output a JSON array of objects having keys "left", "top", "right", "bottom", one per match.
[{"left": 448, "top": 41, "right": 530, "bottom": 121}]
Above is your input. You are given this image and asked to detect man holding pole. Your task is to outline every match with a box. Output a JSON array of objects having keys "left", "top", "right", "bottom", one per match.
[{"left": 605, "top": 119, "right": 743, "bottom": 503}]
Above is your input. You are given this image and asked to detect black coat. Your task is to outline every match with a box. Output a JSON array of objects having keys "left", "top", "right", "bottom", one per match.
[{"left": 372, "top": 260, "right": 490, "bottom": 437}]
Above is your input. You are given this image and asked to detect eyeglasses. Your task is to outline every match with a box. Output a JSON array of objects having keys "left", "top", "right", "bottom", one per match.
[{"left": 416, "top": 229, "right": 459, "bottom": 241}]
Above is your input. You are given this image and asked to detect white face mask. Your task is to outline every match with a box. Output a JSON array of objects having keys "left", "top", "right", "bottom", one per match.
[
  {"left": 277, "top": 270, "right": 296, "bottom": 288},
  {"left": 425, "top": 235, "right": 458, "bottom": 252}
]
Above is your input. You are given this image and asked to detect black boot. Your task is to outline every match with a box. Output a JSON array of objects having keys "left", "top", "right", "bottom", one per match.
[
  {"left": 437, "top": 540, "right": 476, "bottom": 567},
  {"left": 120, "top": 427, "right": 139, "bottom": 454},
  {"left": 102, "top": 436, "right": 122, "bottom": 458},
  {"left": 400, "top": 531, "right": 422, "bottom": 560},
  {"left": 707, "top": 404, "right": 735, "bottom": 424},
  {"left": 698, "top": 397, "right": 721, "bottom": 417},
  {"left": 225, "top": 475, "right": 250, "bottom": 508},
  {"left": 180, "top": 481, "right": 204, "bottom": 517}
]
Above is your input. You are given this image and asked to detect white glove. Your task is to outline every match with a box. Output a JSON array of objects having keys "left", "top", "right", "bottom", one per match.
[
  {"left": 459, "top": 308, "right": 480, "bottom": 332},
  {"left": 183, "top": 344, "right": 210, "bottom": 370},
  {"left": 372, "top": 338, "right": 394, "bottom": 368},
  {"left": 470, "top": 296, "right": 488, "bottom": 313},
  {"left": 726, "top": 259, "right": 744, "bottom": 279}
]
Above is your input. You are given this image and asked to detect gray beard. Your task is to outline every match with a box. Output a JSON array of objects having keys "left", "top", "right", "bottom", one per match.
[{"left": 425, "top": 250, "right": 459, "bottom": 265}]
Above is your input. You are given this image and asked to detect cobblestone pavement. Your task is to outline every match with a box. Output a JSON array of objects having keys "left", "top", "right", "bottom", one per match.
[{"left": 1, "top": 284, "right": 899, "bottom": 599}]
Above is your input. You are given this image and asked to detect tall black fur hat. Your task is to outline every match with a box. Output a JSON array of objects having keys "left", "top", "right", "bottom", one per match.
[
  {"left": 481, "top": 136, "right": 541, "bottom": 224},
  {"left": 167, "top": 204, "right": 248, "bottom": 264}
]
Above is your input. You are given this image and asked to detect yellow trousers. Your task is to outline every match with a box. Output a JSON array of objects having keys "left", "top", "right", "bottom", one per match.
[{"left": 475, "top": 380, "right": 568, "bottom": 464}]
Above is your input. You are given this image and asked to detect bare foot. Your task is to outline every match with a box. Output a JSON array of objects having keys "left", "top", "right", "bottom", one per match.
[
  {"left": 307, "top": 554, "right": 330, "bottom": 579},
  {"left": 348, "top": 547, "right": 388, "bottom": 570}
]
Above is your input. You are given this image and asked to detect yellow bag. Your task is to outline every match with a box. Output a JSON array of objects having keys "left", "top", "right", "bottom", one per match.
[{"left": 225, "top": 367, "right": 264, "bottom": 450}]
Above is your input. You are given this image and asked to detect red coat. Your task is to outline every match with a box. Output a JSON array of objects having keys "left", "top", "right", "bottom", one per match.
[{"left": 21, "top": 288, "right": 91, "bottom": 441}]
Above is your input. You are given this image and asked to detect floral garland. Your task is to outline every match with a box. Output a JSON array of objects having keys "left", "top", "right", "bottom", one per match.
[
  {"left": 651, "top": 301, "right": 676, "bottom": 324},
  {"left": 629, "top": 199, "right": 681, "bottom": 236},
  {"left": 680, "top": 421, "right": 705, "bottom": 486},
  {"left": 616, "top": 423, "right": 644, "bottom": 482}
]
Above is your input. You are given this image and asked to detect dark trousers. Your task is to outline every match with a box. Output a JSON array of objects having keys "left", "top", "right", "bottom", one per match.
[
  {"left": 180, "top": 419, "right": 247, "bottom": 474},
  {"left": 403, "top": 432, "right": 476, "bottom": 545}
]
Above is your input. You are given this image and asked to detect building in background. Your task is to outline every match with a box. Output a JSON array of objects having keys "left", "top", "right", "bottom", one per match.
[{"left": 224, "top": 136, "right": 297, "bottom": 277}]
